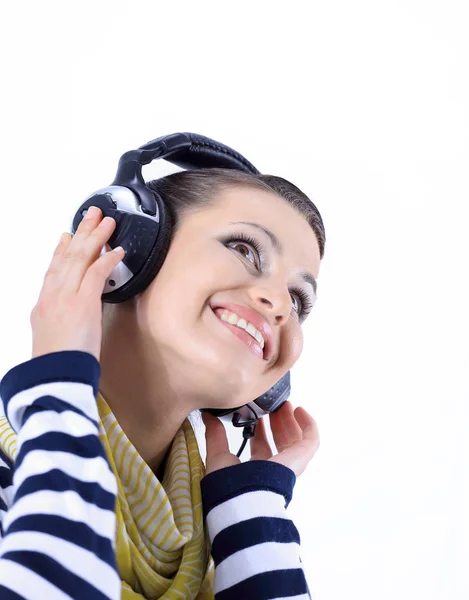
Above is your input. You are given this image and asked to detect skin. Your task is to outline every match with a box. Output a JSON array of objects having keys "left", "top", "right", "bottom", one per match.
[{"left": 98, "top": 186, "right": 321, "bottom": 476}]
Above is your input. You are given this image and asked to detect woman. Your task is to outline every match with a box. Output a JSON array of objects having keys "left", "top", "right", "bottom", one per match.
[{"left": 0, "top": 166, "right": 325, "bottom": 599}]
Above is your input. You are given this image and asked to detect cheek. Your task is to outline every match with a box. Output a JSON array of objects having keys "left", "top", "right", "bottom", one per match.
[
  {"left": 149, "top": 245, "right": 204, "bottom": 304},
  {"left": 137, "top": 243, "right": 222, "bottom": 337},
  {"left": 282, "top": 323, "right": 304, "bottom": 367},
  {"left": 160, "top": 241, "right": 225, "bottom": 295},
  {"left": 291, "top": 324, "right": 304, "bottom": 362}
]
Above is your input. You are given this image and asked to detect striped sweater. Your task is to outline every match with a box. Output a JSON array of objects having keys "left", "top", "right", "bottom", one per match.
[{"left": 0, "top": 351, "right": 311, "bottom": 599}]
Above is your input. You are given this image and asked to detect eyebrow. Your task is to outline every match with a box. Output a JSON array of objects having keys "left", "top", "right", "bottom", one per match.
[{"left": 229, "top": 221, "right": 318, "bottom": 295}]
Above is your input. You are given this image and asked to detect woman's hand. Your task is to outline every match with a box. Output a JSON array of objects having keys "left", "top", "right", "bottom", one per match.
[
  {"left": 202, "top": 401, "right": 320, "bottom": 478},
  {"left": 30, "top": 206, "right": 125, "bottom": 362}
]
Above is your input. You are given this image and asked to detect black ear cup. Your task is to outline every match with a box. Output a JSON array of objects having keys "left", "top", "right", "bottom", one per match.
[
  {"left": 256, "top": 370, "right": 291, "bottom": 413},
  {"left": 102, "top": 190, "right": 173, "bottom": 304}
]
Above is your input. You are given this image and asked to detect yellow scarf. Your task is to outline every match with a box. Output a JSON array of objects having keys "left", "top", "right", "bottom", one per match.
[{"left": 0, "top": 393, "right": 215, "bottom": 599}]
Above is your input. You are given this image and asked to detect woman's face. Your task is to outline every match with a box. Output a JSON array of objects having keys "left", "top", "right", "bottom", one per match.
[{"left": 134, "top": 186, "right": 322, "bottom": 410}]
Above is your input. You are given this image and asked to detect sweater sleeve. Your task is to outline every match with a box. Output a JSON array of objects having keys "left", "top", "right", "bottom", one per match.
[
  {"left": 200, "top": 459, "right": 312, "bottom": 600},
  {"left": 0, "top": 351, "right": 120, "bottom": 600}
]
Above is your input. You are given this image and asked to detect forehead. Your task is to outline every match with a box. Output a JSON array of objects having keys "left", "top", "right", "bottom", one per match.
[{"left": 194, "top": 185, "right": 321, "bottom": 276}]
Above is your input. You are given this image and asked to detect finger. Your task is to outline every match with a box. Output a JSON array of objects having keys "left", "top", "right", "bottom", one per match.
[
  {"left": 42, "top": 232, "right": 73, "bottom": 281},
  {"left": 249, "top": 417, "right": 272, "bottom": 461},
  {"left": 202, "top": 412, "right": 231, "bottom": 457},
  {"left": 294, "top": 407, "right": 320, "bottom": 449},
  {"left": 202, "top": 412, "right": 241, "bottom": 474},
  {"left": 281, "top": 402, "right": 303, "bottom": 439},
  {"left": 268, "top": 408, "right": 320, "bottom": 478},
  {"left": 42, "top": 210, "right": 114, "bottom": 294},
  {"left": 79, "top": 244, "right": 125, "bottom": 298},
  {"left": 61, "top": 206, "right": 104, "bottom": 251},
  {"left": 73, "top": 206, "right": 104, "bottom": 240},
  {"left": 275, "top": 409, "right": 320, "bottom": 472},
  {"left": 59, "top": 232, "right": 72, "bottom": 248},
  {"left": 270, "top": 402, "right": 302, "bottom": 453},
  {"left": 61, "top": 217, "right": 117, "bottom": 291}
]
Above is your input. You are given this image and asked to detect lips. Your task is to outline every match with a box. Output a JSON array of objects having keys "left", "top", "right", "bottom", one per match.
[{"left": 210, "top": 302, "right": 275, "bottom": 362}]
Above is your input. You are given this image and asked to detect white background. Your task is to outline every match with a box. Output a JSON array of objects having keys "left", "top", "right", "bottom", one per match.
[{"left": 0, "top": 1, "right": 468, "bottom": 598}]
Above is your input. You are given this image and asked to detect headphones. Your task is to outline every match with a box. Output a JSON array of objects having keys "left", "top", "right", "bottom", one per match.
[{"left": 71, "top": 132, "right": 291, "bottom": 458}]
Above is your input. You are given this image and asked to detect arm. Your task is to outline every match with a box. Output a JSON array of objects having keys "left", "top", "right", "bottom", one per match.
[
  {"left": 201, "top": 460, "right": 312, "bottom": 600},
  {"left": 0, "top": 350, "right": 120, "bottom": 600}
]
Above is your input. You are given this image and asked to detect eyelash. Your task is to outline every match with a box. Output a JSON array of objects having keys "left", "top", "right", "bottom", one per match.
[{"left": 221, "top": 232, "right": 314, "bottom": 319}]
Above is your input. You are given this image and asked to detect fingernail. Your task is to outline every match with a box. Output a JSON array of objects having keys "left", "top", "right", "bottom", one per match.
[{"left": 84, "top": 206, "right": 97, "bottom": 219}]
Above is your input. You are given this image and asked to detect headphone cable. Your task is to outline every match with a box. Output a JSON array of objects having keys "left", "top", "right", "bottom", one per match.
[{"left": 235, "top": 405, "right": 259, "bottom": 458}]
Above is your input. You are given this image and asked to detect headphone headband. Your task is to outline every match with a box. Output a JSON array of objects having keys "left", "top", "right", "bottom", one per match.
[{"left": 110, "top": 132, "right": 260, "bottom": 216}]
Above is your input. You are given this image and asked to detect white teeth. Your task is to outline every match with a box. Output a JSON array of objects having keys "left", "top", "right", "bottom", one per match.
[
  {"left": 246, "top": 322, "right": 257, "bottom": 338},
  {"left": 228, "top": 313, "right": 238, "bottom": 325},
  {"left": 219, "top": 311, "right": 265, "bottom": 350},
  {"left": 237, "top": 318, "right": 248, "bottom": 329}
]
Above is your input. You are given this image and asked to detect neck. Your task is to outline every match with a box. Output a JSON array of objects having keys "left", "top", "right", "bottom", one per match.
[{"left": 99, "top": 302, "right": 193, "bottom": 475}]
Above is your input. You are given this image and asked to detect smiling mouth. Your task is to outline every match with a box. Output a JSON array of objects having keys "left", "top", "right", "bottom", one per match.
[{"left": 210, "top": 308, "right": 265, "bottom": 360}]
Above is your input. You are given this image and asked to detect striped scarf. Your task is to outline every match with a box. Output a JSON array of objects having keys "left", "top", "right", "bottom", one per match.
[{"left": 0, "top": 393, "right": 215, "bottom": 599}]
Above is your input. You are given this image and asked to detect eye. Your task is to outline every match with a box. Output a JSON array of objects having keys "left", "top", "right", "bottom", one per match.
[
  {"left": 224, "top": 233, "right": 264, "bottom": 269},
  {"left": 231, "top": 242, "right": 257, "bottom": 264},
  {"left": 291, "top": 288, "right": 315, "bottom": 320},
  {"left": 291, "top": 294, "right": 301, "bottom": 314}
]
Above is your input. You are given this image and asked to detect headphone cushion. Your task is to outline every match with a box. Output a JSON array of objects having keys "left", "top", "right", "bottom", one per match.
[
  {"left": 134, "top": 193, "right": 173, "bottom": 290},
  {"left": 105, "top": 190, "right": 172, "bottom": 303}
]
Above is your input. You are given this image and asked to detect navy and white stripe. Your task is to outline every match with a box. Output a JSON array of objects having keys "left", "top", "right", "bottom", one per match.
[
  {"left": 0, "top": 351, "right": 119, "bottom": 600},
  {"left": 201, "top": 460, "right": 312, "bottom": 599},
  {"left": 0, "top": 350, "right": 312, "bottom": 599}
]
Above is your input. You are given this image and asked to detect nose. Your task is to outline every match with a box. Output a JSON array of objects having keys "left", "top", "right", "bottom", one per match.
[{"left": 248, "top": 279, "right": 292, "bottom": 327}]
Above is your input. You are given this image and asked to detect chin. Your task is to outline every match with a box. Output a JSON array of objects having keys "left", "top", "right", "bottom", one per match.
[
  {"left": 165, "top": 310, "right": 269, "bottom": 406},
  {"left": 180, "top": 354, "right": 256, "bottom": 408}
]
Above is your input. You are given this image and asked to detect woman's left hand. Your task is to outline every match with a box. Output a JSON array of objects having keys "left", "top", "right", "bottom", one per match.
[{"left": 202, "top": 401, "right": 320, "bottom": 478}]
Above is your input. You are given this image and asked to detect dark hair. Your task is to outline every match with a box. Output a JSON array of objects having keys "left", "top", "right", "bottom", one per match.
[{"left": 146, "top": 168, "right": 326, "bottom": 259}]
